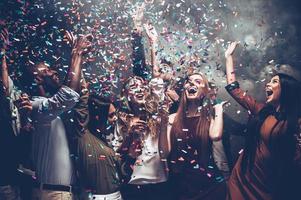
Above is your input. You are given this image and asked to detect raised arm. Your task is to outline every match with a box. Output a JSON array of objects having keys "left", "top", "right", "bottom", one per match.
[
  {"left": 224, "top": 42, "right": 264, "bottom": 114},
  {"left": 64, "top": 31, "right": 92, "bottom": 93},
  {"left": 144, "top": 23, "right": 160, "bottom": 78},
  {"left": 62, "top": 72, "right": 89, "bottom": 138},
  {"left": 225, "top": 41, "right": 239, "bottom": 84},
  {"left": 209, "top": 101, "right": 227, "bottom": 141},
  {"left": 0, "top": 29, "right": 9, "bottom": 96}
]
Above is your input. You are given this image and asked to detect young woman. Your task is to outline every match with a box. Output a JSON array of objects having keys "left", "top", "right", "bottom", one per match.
[
  {"left": 225, "top": 42, "right": 301, "bottom": 200},
  {"left": 167, "top": 72, "right": 227, "bottom": 200},
  {"left": 115, "top": 76, "right": 170, "bottom": 200},
  {"left": 63, "top": 89, "right": 122, "bottom": 200},
  {"left": 87, "top": 94, "right": 118, "bottom": 148}
]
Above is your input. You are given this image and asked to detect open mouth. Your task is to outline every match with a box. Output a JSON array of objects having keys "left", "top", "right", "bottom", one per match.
[
  {"left": 136, "top": 93, "right": 144, "bottom": 100},
  {"left": 187, "top": 87, "right": 198, "bottom": 95},
  {"left": 266, "top": 89, "right": 273, "bottom": 97}
]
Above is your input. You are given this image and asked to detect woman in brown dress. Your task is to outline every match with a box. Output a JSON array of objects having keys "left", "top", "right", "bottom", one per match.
[
  {"left": 166, "top": 73, "right": 227, "bottom": 200},
  {"left": 225, "top": 42, "right": 301, "bottom": 200}
]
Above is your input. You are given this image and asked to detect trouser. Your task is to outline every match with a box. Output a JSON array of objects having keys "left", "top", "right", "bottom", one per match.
[
  {"left": 81, "top": 191, "right": 122, "bottom": 200},
  {"left": 32, "top": 188, "right": 75, "bottom": 200},
  {"left": 0, "top": 185, "right": 21, "bottom": 200},
  {"left": 120, "top": 181, "right": 172, "bottom": 200}
]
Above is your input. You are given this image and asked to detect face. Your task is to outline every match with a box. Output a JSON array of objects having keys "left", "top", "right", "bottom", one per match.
[
  {"left": 265, "top": 75, "right": 281, "bottom": 106},
  {"left": 125, "top": 77, "right": 149, "bottom": 105},
  {"left": 184, "top": 74, "right": 206, "bottom": 100},
  {"left": 107, "top": 104, "right": 117, "bottom": 125},
  {"left": 35, "top": 63, "right": 60, "bottom": 92}
]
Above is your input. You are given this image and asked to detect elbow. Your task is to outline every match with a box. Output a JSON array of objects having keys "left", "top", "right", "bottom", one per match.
[{"left": 209, "top": 131, "right": 223, "bottom": 141}]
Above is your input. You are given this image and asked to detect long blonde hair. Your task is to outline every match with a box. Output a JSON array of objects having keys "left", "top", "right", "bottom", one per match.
[{"left": 120, "top": 76, "right": 167, "bottom": 138}]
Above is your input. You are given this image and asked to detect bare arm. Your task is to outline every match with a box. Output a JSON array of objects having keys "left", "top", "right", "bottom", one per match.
[
  {"left": 144, "top": 23, "right": 160, "bottom": 78},
  {"left": 64, "top": 32, "right": 92, "bottom": 92},
  {"left": 225, "top": 42, "right": 239, "bottom": 84},
  {"left": 209, "top": 102, "right": 227, "bottom": 141}
]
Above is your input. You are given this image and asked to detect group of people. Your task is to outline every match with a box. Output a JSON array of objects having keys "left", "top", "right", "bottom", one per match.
[{"left": 1, "top": 5, "right": 301, "bottom": 200}]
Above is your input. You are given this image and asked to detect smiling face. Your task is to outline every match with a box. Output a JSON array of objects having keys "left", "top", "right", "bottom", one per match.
[
  {"left": 184, "top": 74, "right": 207, "bottom": 100},
  {"left": 125, "top": 77, "right": 149, "bottom": 105},
  {"left": 265, "top": 75, "right": 281, "bottom": 106}
]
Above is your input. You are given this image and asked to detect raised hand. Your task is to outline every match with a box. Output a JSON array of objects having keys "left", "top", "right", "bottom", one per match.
[
  {"left": 144, "top": 23, "right": 158, "bottom": 43},
  {"left": 18, "top": 93, "right": 33, "bottom": 113},
  {"left": 225, "top": 41, "right": 239, "bottom": 59},
  {"left": 0, "top": 28, "right": 9, "bottom": 51},
  {"left": 65, "top": 30, "right": 76, "bottom": 46},
  {"left": 65, "top": 30, "right": 93, "bottom": 54},
  {"left": 129, "top": 118, "right": 148, "bottom": 134},
  {"left": 132, "top": 3, "right": 145, "bottom": 32},
  {"left": 73, "top": 34, "right": 93, "bottom": 55}
]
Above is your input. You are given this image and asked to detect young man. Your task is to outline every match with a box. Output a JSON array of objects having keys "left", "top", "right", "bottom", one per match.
[{"left": 26, "top": 33, "right": 91, "bottom": 200}]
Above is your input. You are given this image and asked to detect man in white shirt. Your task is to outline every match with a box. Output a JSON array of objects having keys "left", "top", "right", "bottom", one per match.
[{"left": 26, "top": 33, "right": 92, "bottom": 200}]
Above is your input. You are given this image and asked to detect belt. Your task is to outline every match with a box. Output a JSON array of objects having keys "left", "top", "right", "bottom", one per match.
[
  {"left": 91, "top": 191, "right": 122, "bottom": 200},
  {"left": 34, "top": 182, "right": 79, "bottom": 193}
]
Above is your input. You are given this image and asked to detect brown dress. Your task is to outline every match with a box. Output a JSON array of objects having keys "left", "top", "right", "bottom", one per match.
[{"left": 226, "top": 81, "right": 301, "bottom": 200}]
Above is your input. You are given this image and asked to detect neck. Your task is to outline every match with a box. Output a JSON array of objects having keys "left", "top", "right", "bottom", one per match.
[
  {"left": 270, "top": 101, "right": 281, "bottom": 112},
  {"left": 186, "top": 99, "right": 202, "bottom": 117}
]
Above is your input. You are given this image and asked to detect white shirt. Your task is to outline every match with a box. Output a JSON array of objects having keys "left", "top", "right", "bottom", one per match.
[
  {"left": 8, "top": 77, "right": 21, "bottom": 136},
  {"left": 31, "top": 86, "right": 79, "bottom": 185},
  {"left": 129, "top": 134, "right": 168, "bottom": 185}
]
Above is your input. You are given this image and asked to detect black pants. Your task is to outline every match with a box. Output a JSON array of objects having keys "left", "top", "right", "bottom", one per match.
[{"left": 121, "top": 181, "right": 172, "bottom": 200}]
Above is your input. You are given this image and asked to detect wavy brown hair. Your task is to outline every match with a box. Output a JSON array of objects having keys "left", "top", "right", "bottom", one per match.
[{"left": 120, "top": 76, "right": 167, "bottom": 139}]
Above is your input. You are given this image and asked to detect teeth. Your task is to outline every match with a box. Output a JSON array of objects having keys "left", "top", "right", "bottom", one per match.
[{"left": 188, "top": 87, "right": 197, "bottom": 94}]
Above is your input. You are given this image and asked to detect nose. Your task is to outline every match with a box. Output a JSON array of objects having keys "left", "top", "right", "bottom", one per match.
[
  {"left": 266, "top": 81, "right": 271, "bottom": 88},
  {"left": 188, "top": 80, "right": 196, "bottom": 87}
]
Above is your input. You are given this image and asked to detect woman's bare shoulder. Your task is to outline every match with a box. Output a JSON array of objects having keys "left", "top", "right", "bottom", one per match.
[{"left": 169, "top": 113, "right": 177, "bottom": 125}]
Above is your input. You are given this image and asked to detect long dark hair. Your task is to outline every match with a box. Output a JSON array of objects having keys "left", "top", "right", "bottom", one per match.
[
  {"left": 241, "top": 73, "right": 301, "bottom": 173},
  {"left": 88, "top": 94, "right": 112, "bottom": 136},
  {"left": 170, "top": 73, "right": 214, "bottom": 167}
]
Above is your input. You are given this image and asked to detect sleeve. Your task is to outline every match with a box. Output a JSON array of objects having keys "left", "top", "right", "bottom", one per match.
[
  {"left": 7, "top": 77, "right": 21, "bottom": 135},
  {"left": 225, "top": 81, "right": 264, "bottom": 115},
  {"left": 62, "top": 89, "right": 89, "bottom": 137},
  {"left": 212, "top": 140, "right": 230, "bottom": 178},
  {"left": 8, "top": 76, "right": 15, "bottom": 97},
  {"left": 32, "top": 85, "right": 80, "bottom": 121},
  {"left": 131, "top": 30, "right": 149, "bottom": 79},
  {"left": 294, "top": 119, "right": 301, "bottom": 169}
]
